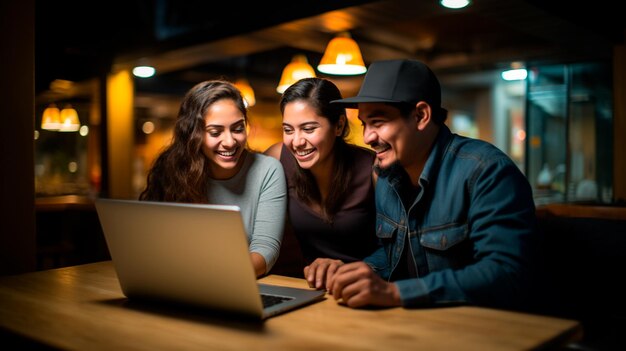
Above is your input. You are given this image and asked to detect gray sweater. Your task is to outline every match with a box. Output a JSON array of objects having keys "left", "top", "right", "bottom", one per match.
[{"left": 207, "top": 151, "right": 287, "bottom": 273}]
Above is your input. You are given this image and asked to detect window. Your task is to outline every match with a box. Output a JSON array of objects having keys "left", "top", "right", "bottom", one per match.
[{"left": 527, "top": 62, "right": 613, "bottom": 205}]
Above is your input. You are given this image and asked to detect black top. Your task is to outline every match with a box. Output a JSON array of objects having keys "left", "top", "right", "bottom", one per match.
[{"left": 280, "top": 143, "right": 378, "bottom": 264}]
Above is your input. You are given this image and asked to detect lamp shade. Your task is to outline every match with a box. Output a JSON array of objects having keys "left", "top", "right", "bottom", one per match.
[
  {"left": 234, "top": 78, "right": 256, "bottom": 107},
  {"left": 58, "top": 105, "right": 80, "bottom": 132},
  {"left": 277, "top": 54, "right": 316, "bottom": 94},
  {"left": 41, "top": 104, "right": 61, "bottom": 130},
  {"left": 317, "top": 32, "right": 367, "bottom": 75}
]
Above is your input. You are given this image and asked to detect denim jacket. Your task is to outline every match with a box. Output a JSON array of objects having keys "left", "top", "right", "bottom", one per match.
[{"left": 364, "top": 125, "right": 537, "bottom": 309}]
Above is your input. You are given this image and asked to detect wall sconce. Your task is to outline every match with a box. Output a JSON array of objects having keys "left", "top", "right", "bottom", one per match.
[
  {"left": 234, "top": 78, "right": 256, "bottom": 107},
  {"left": 277, "top": 54, "right": 316, "bottom": 94},
  {"left": 317, "top": 32, "right": 367, "bottom": 75},
  {"left": 41, "top": 104, "right": 81, "bottom": 132}
]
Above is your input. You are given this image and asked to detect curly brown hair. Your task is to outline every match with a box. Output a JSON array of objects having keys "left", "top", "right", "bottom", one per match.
[{"left": 139, "top": 80, "right": 247, "bottom": 203}]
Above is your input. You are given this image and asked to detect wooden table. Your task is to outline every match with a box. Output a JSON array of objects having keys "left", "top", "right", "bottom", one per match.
[{"left": 0, "top": 261, "right": 582, "bottom": 350}]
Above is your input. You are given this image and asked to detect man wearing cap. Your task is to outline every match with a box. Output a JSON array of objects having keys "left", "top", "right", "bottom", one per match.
[{"left": 325, "top": 59, "right": 538, "bottom": 309}]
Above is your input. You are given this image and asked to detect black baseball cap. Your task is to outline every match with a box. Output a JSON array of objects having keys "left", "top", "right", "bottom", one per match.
[{"left": 331, "top": 59, "right": 444, "bottom": 114}]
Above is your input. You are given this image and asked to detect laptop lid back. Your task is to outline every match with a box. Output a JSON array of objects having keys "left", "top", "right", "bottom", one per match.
[{"left": 94, "top": 198, "right": 264, "bottom": 317}]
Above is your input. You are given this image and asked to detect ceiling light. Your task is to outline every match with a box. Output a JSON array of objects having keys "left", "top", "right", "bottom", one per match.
[
  {"left": 277, "top": 54, "right": 316, "bottom": 94},
  {"left": 501, "top": 68, "right": 528, "bottom": 81},
  {"left": 317, "top": 32, "right": 367, "bottom": 75},
  {"left": 58, "top": 105, "right": 81, "bottom": 132},
  {"left": 41, "top": 104, "right": 61, "bottom": 130},
  {"left": 132, "top": 65, "right": 156, "bottom": 78},
  {"left": 234, "top": 78, "right": 256, "bottom": 107},
  {"left": 41, "top": 103, "right": 81, "bottom": 132},
  {"left": 440, "top": 0, "right": 471, "bottom": 9}
]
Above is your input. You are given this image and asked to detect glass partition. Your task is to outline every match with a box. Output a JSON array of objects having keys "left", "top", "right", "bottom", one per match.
[{"left": 527, "top": 62, "right": 613, "bottom": 205}]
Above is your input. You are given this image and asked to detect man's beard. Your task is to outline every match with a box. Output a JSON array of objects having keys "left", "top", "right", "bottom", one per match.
[{"left": 373, "top": 158, "right": 402, "bottom": 177}]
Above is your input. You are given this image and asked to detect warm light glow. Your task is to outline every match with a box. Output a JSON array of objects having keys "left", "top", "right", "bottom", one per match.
[
  {"left": 41, "top": 104, "right": 61, "bottom": 130},
  {"left": 142, "top": 121, "right": 155, "bottom": 134},
  {"left": 440, "top": 0, "right": 471, "bottom": 9},
  {"left": 317, "top": 32, "right": 367, "bottom": 75},
  {"left": 132, "top": 65, "right": 156, "bottom": 78},
  {"left": 107, "top": 69, "right": 135, "bottom": 199},
  {"left": 58, "top": 105, "right": 81, "bottom": 132},
  {"left": 79, "top": 125, "right": 89, "bottom": 136},
  {"left": 277, "top": 54, "right": 316, "bottom": 94},
  {"left": 68, "top": 161, "right": 78, "bottom": 173},
  {"left": 234, "top": 78, "right": 256, "bottom": 107},
  {"left": 501, "top": 68, "right": 528, "bottom": 81}
]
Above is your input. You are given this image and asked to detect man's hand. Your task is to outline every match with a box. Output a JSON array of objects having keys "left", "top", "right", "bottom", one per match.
[
  {"left": 328, "top": 261, "right": 401, "bottom": 308},
  {"left": 304, "top": 258, "right": 344, "bottom": 289}
]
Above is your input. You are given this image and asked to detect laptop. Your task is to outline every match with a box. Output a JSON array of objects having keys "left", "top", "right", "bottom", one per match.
[{"left": 94, "top": 198, "right": 325, "bottom": 320}]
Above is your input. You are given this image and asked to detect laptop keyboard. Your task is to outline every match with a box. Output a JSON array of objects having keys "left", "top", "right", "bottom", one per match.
[{"left": 261, "top": 293, "right": 293, "bottom": 308}]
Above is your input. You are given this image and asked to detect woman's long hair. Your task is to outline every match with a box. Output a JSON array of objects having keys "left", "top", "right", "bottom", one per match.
[
  {"left": 279, "top": 77, "right": 352, "bottom": 223},
  {"left": 139, "top": 80, "right": 248, "bottom": 203}
]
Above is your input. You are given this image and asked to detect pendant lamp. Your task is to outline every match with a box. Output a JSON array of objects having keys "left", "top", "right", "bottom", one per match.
[
  {"left": 317, "top": 32, "right": 367, "bottom": 75},
  {"left": 58, "top": 105, "right": 81, "bottom": 132},
  {"left": 41, "top": 104, "right": 61, "bottom": 130},
  {"left": 234, "top": 78, "right": 256, "bottom": 107},
  {"left": 277, "top": 54, "right": 316, "bottom": 94}
]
